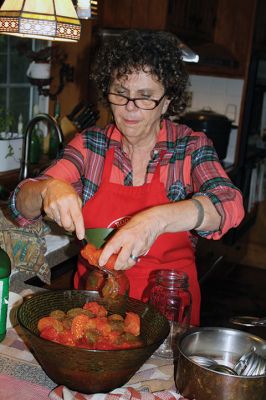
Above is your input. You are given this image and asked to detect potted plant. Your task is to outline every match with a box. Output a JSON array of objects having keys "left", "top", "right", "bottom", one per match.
[
  {"left": 0, "top": 108, "right": 23, "bottom": 172},
  {"left": 0, "top": 108, "right": 14, "bottom": 134}
]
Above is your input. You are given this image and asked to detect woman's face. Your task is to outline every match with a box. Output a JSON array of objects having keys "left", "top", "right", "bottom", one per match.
[{"left": 109, "top": 70, "right": 170, "bottom": 144}]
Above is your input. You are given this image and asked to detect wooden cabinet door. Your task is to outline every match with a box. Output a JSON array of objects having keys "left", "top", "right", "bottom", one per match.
[
  {"left": 99, "top": 0, "right": 168, "bottom": 30},
  {"left": 130, "top": 0, "right": 168, "bottom": 30},
  {"left": 98, "top": 0, "right": 132, "bottom": 29},
  {"left": 167, "top": 0, "right": 218, "bottom": 42}
]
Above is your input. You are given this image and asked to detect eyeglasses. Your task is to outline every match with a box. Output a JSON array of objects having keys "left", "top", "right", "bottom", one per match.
[{"left": 107, "top": 92, "right": 165, "bottom": 110}]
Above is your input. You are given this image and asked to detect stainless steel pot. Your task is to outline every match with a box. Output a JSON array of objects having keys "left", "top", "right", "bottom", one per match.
[
  {"left": 180, "top": 109, "right": 237, "bottom": 159},
  {"left": 175, "top": 327, "right": 266, "bottom": 400},
  {"left": 229, "top": 316, "right": 266, "bottom": 340}
]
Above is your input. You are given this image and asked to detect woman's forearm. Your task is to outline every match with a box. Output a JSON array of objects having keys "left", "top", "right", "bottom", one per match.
[
  {"left": 98, "top": 196, "right": 222, "bottom": 269},
  {"left": 16, "top": 177, "right": 85, "bottom": 239},
  {"left": 16, "top": 179, "right": 52, "bottom": 219},
  {"left": 154, "top": 196, "right": 222, "bottom": 234}
]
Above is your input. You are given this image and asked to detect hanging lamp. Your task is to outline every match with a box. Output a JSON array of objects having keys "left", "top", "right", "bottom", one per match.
[{"left": 0, "top": 0, "right": 81, "bottom": 42}]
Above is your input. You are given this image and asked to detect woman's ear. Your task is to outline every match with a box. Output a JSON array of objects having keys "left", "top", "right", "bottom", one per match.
[{"left": 162, "top": 98, "right": 171, "bottom": 115}]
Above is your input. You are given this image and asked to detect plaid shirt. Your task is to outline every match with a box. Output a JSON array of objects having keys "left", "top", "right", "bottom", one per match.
[{"left": 10, "top": 119, "right": 244, "bottom": 241}]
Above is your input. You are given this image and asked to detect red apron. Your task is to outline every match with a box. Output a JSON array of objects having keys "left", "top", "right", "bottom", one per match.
[{"left": 75, "top": 148, "right": 200, "bottom": 325}]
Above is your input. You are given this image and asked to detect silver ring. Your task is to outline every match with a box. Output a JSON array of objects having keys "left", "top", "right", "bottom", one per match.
[{"left": 130, "top": 254, "right": 139, "bottom": 262}]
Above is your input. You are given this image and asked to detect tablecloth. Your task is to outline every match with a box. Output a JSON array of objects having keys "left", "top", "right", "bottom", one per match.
[
  {"left": 0, "top": 326, "right": 189, "bottom": 400},
  {"left": 49, "top": 355, "right": 188, "bottom": 400},
  {"left": 0, "top": 374, "right": 50, "bottom": 400}
]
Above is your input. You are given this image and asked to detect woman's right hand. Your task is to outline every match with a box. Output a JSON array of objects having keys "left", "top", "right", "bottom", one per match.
[{"left": 41, "top": 179, "right": 85, "bottom": 240}]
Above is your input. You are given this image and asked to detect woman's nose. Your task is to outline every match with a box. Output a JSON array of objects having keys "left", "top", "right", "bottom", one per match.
[{"left": 125, "top": 99, "right": 138, "bottom": 111}]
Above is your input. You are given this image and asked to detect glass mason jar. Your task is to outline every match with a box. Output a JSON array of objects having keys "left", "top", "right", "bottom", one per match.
[
  {"left": 85, "top": 269, "right": 130, "bottom": 299},
  {"left": 148, "top": 269, "right": 191, "bottom": 359}
]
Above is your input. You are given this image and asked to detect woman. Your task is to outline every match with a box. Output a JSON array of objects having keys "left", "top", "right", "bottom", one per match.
[{"left": 10, "top": 30, "right": 244, "bottom": 325}]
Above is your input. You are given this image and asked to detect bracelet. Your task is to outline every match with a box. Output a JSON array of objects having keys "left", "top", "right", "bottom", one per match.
[{"left": 191, "top": 198, "right": 205, "bottom": 230}]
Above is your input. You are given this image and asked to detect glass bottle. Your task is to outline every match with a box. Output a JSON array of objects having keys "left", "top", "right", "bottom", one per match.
[
  {"left": 0, "top": 248, "right": 11, "bottom": 342},
  {"left": 17, "top": 113, "right": 23, "bottom": 136},
  {"left": 29, "top": 127, "right": 42, "bottom": 164},
  {"left": 148, "top": 269, "right": 191, "bottom": 359}
]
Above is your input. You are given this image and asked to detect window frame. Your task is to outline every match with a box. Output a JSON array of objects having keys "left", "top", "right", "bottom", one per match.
[{"left": 0, "top": 36, "right": 49, "bottom": 133}]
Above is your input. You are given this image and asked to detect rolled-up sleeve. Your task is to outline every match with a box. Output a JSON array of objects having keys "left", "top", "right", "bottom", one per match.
[
  {"left": 9, "top": 176, "right": 50, "bottom": 226},
  {"left": 9, "top": 133, "right": 89, "bottom": 226},
  {"left": 190, "top": 132, "right": 245, "bottom": 239}
]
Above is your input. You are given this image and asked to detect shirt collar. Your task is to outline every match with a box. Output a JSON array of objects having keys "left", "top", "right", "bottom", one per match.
[{"left": 106, "top": 119, "right": 169, "bottom": 155}]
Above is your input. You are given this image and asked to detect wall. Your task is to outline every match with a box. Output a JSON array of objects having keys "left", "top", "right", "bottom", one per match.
[
  {"left": 187, "top": 75, "right": 244, "bottom": 124},
  {"left": 189, "top": 75, "right": 266, "bottom": 269},
  {"left": 49, "top": 20, "right": 95, "bottom": 118},
  {"left": 185, "top": 74, "right": 244, "bottom": 165}
]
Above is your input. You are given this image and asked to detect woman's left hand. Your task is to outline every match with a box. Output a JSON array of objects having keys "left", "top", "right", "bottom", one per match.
[
  {"left": 98, "top": 197, "right": 222, "bottom": 270},
  {"left": 98, "top": 207, "right": 164, "bottom": 270}
]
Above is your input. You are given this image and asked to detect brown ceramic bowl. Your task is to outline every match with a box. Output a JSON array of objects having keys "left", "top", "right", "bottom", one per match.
[
  {"left": 175, "top": 327, "right": 266, "bottom": 400},
  {"left": 17, "top": 290, "right": 169, "bottom": 394}
]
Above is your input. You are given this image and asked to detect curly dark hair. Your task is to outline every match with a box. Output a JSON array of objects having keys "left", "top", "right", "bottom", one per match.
[{"left": 90, "top": 30, "right": 189, "bottom": 117}]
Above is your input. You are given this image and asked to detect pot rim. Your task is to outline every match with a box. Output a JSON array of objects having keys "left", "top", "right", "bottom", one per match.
[
  {"left": 177, "top": 326, "right": 266, "bottom": 379},
  {"left": 181, "top": 109, "right": 238, "bottom": 126}
]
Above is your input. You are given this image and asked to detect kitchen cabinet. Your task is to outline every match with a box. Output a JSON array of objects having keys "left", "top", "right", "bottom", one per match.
[
  {"left": 184, "top": 0, "right": 257, "bottom": 78},
  {"left": 167, "top": 0, "right": 218, "bottom": 43},
  {"left": 98, "top": 0, "right": 257, "bottom": 78},
  {"left": 98, "top": 0, "right": 168, "bottom": 30}
]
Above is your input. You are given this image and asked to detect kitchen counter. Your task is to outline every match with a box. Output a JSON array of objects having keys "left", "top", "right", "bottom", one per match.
[
  {"left": 0, "top": 202, "right": 80, "bottom": 289},
  {"left": 43, "top": 221, "right": 80, "bottom": 269},
  {"left": 8, "top": 237, "right": 79, "bottom": 295}
]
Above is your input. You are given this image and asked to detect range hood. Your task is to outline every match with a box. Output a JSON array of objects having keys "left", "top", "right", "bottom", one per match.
[
  {"left": 95, "top": 28, "right": 199, "bottom": 63},
  {"left": 190, "top": 42, "right": 239, "bottom": 68}
]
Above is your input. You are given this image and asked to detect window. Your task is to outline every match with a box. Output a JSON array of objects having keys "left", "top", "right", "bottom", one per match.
[{"left": 0, "top": 36, "right": 48, "bottom": 133}]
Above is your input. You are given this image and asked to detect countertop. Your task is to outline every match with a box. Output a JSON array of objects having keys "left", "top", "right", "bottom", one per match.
[{"left": 43, "top": 221, "right": 80, "bottom": 269}]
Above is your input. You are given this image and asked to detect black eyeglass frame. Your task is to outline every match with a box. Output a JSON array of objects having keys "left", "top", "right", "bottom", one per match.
[{"left": 107, "top": 92, "right": 166, "bottom": 110}]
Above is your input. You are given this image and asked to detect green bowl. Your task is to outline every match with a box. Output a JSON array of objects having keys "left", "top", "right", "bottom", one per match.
[{"left": 17, "top": 290, "right": 169, "bottom": 394}]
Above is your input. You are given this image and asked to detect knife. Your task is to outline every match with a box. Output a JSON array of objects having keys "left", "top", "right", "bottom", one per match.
[
  {"left": 64, "top": 227, "right": 116, "bottom": 275},
  {"left": 84, "top": 227, "right": 116, "bottom": 248},
  {"left": 74, "top": 109, "right": 97, "bottom": 130},
  {"left": 82, "top": 228, "right": 116, "bottom": 276},
  {"left": 67, "top": 102, "right": 85, "bottom": 121}
]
